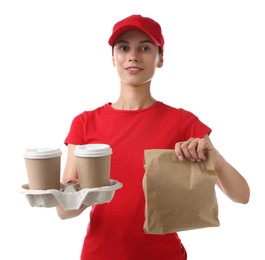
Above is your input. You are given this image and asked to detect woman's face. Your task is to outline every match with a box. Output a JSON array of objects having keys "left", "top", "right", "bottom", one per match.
[{"left": 112, "top": 30, "right": 163, "bottom": 87}]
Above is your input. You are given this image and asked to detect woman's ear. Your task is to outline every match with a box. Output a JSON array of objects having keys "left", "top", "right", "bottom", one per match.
[{"left": 157, "top": 55, "right": 164, "bottom": 68}]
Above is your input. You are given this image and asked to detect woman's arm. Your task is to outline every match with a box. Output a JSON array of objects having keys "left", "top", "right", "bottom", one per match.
[
  {"left": 175, "top": 135, "right": 250, "bottom": 204},
  {"left": 56, "top": 144, "right": 89, "bottom": 219},
  {"left": 214, "top": 151, "right": 250, "bottom": 204}
]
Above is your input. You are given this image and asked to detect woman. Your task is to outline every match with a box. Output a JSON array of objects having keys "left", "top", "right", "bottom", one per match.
[{"left": 56, "top": 14, "right": 250, "bottom": 260}]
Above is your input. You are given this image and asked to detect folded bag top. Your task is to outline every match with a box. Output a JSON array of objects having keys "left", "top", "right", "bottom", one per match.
[{"left": 143, "top": 149, "right": 220, "bottom": 234}]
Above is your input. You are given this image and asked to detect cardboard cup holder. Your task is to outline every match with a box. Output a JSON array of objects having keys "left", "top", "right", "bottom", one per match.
[{"left": 18, "top": 179, "right": 122, "bottom": 210}]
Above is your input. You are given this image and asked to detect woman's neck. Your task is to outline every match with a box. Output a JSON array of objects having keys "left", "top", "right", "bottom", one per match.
[{"left": 111, "top": 83, "right": 156, "bottom": 110}]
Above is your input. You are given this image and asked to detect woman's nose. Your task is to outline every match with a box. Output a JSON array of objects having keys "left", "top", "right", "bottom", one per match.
[
  {"left": 128, "top": 50, "right": 139, "bottom": 62},
  {"left": 129, "top": 57, "right": 139, "bottom": 62}
]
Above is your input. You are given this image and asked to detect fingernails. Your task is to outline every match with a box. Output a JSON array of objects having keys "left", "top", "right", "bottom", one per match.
[{"left": 178, "top": 155, "right": 183, "bottom": 161}]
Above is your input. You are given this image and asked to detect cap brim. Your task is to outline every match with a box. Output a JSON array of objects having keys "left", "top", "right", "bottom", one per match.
[{"left": 108, "top": 25, "right": 160, "bottom": 47}]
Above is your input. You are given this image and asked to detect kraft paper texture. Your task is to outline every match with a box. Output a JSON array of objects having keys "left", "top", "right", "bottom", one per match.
[{"left": 143, "top": 149, "right": 220, "bottom": 234}]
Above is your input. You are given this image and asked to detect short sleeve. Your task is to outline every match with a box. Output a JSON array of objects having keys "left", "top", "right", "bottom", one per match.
[
  {"left": 64, "top": 112, "right": 86, "bottom": 145},
  {"left": 179, "top": 108, "right": 212, "bottom": 140}
]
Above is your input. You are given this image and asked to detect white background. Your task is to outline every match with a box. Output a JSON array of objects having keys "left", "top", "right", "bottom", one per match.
[{"left": 1, "top": 0, "right": 264, "bottom": 259}]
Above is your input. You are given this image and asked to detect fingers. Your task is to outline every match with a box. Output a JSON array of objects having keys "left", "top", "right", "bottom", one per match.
[
  {"left": 175, "top": 140, "right": 188, "bottom": 161},
  {"left": 197, "top": 140, "right": 207, "bottom": 161},
  {"left": 64, "top": 178, "right": 80, "bottom": 185},
  {"left": 175, "top": 137, "right": 209, "bottom": 162}
]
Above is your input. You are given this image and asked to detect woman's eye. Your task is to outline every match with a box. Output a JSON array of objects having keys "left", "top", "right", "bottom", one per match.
[
  {"left": 141, "top": 46, "right": 151, "bottom": 52},
  {"left": 118, "top": 45, "right": 129, "bottom": 51}
]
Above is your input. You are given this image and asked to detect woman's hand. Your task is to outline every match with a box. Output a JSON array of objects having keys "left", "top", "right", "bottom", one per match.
[
  {"left": 175, "top": 135, "right": 250, "bottom": 204},
  {"left": 56, "top": 144, "right": 88, "bottom": 219},
  {"left": 175, "top": 136, "right": 214, "bottom": 162},
  {"left": 64, "top": 178, "right": 80, "bottom": 185}
]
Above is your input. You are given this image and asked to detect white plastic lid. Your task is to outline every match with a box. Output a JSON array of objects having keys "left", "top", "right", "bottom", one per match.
[
  {"left": 23, "top": 147, "right": 62, "bottom": 159},
  {"left": 74, "top": 144, "right": 112, "bottom": 157}
]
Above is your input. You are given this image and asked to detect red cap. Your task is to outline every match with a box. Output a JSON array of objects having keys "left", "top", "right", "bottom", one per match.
[{"left": 108, "top": 14, "right": 164, "bottom": 53}]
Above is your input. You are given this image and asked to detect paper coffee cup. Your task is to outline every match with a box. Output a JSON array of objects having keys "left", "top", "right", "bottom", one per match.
[
  {"left": 24, "top": 147, "right": 62, "bottom": 190},
  {"left": 74, "top": 144, "right": 112, "bottom": 189}
]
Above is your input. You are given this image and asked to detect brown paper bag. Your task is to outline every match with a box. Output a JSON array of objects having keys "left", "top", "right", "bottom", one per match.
[{"left": 143, "top": 149, "right": 220, "bottom": 234}]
